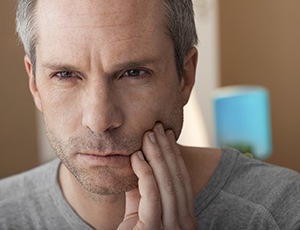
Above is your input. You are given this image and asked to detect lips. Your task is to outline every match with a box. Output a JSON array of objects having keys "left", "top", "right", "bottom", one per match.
[
  {"left": 77, "top": 152, "right": 132, "bottom": 166},
  {"left": 79, "top": 151, "right": 132, "bottom": 157}
]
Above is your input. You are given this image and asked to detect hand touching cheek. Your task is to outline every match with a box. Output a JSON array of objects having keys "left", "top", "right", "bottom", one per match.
[{"left": 118, "top": 123, "right": 195, "bottom": 230}]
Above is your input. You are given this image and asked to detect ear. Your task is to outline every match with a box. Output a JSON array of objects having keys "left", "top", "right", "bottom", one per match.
[
  {"left": 180, "top": 47, "right": 198, "bottom": 106},
  {"left": 24, "top": 55, "right": 43, "bottom": 112}
]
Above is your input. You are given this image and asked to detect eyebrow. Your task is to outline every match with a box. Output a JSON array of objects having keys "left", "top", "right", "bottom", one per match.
[
  {"left": 113, "top": 57, "right": 161, "bottom": 70},
  {"left": 42, "top": 63, "right": 78, "bottom": 71}
]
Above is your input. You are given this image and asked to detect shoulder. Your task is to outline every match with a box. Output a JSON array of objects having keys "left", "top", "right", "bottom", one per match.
[
  {"left": 0, "top": 159, "right": 60, "bottom": 226},
  {"left": 229, "top": 150, "right": 300, "bottom": 225},
  {"left": 225, "top": 149, "right": 300, "bottom": 199},
  {"left": 194, "top": 148, "right": 300, "bottom": 229},
  {"left": 0, "top": 160, "right": 59, "bottom": 209},
  {"left": 0, "top": 159, "right": 60, "bottom": 198}
]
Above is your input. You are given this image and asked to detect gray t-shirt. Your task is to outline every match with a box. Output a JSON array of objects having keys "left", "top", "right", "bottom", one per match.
[{"left": 0, "top": 149, "right": 299, "bottom": 229}]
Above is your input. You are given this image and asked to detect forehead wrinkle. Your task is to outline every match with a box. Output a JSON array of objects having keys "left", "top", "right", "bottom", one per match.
[
  {"left": 36, "top": 0, "right": 167, "bottom": 51},
  {"left": 38, "top": 12, "right": 150, "bottom": 50},
  {"left": 36, "top": 0, "right": 170, "bottom": 74},
  {"left": 37, "top": 0, "right": 153, "bottom": 31},
  {"left": 47, "top": 10, "right": 141, "bottom": 32}
]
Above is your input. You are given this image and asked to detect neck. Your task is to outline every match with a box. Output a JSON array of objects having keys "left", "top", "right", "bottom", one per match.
[
  {"left": 59, "top": 163, "right": 125, "bottom": 230},
  {"left": 179, "top": 145, "right": 222, "bottom": 195}
]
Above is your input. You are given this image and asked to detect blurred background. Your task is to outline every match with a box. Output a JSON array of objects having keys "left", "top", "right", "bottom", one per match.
[{"left": 1, "top": 0, "right": 300, "bottom": 178}]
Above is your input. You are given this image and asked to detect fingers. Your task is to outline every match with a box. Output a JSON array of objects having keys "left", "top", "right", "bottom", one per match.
[
  {"left": 142, "top": 129, "right": 178, "bottom": 228},
  {"left": 166, "top": 130, "right": 195, "bottom": 222},
  {"left": 126, "top": 123, "right": 195, "bottom": 230},
  {"left": 155, "top": 125, "right": 190, "bottom": 216},
  {"left": 142, "top": 123, "right": 195, "bottom": 229}
]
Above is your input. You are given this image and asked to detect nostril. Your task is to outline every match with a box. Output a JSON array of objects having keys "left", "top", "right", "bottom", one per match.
[{"left": 82, "top": 103, "right": 123, "bottom": 133}]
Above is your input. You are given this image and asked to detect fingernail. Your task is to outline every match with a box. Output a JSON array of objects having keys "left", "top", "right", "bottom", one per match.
[
  {"left": 137, "top": 151, "right": 145, "bottom": 161},
  {"left": 157, "top": 123, "right": 164, "bottom": 135},
  {"left": 148, "top": 132, "right": 157, "bottom": 143}
]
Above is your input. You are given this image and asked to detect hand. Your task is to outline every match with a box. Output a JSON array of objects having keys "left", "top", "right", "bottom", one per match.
[{"left": 117, "top": 123, "right": 195, "bottom": 230}]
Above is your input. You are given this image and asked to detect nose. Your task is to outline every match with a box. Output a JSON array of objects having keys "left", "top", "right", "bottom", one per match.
[{"left": 82, "top": 81, "right": 123, "bottom": 133}]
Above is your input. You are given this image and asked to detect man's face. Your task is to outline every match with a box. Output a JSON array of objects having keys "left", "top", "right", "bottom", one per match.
[{"left": 27, "top": 0, "right": 194, "bottom": 195}]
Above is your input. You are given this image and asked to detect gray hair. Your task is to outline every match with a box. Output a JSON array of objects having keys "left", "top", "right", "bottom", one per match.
[
  {"left": 16, "top": 0, "right": 198, "bottom": 77},
  {"left": 16, "top": 0, "right": 38, "bottom": 74},
  {"left": 163, "top": 0, "right": 198, "bottom": 77}
]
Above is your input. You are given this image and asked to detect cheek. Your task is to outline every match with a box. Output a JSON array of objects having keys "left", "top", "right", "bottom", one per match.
[
  {"left": 39, "top": 86, "right": 82, "bottom": 133},
  {"left": 160, "top": 95, "right": 184, "bottom": 137},
  {"left": 125, "top": 87, "right": 183, "bottom": 135},
  {"left": 153, "top": 87, "right": 184, "bottom": 135}
]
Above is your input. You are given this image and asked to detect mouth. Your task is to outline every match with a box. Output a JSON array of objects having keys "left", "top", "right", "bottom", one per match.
[
  {"left": 77, "top": 152, "right": 132, "bottom": 167},
  {"left": 81, "top": 150, "right": 132, "bottom": 156}
]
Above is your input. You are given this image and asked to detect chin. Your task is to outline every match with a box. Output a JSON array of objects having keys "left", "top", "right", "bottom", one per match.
[
  {"left": 88, "top": 178, "right": 138, "bottom": 196},
  {"left": 82, "top": 176, "right": 139, "bottom": 196},
  {"left": 70, "top": 164, "right": 139, "bottom": 195}
]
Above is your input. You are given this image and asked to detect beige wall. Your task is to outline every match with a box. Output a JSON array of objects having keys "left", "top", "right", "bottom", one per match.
[
  {"left": 0, "top": 0, "right": 38, "bottom": 178},
  {"left": 219, "top": 0, "right": 300, "bottom": 172}
]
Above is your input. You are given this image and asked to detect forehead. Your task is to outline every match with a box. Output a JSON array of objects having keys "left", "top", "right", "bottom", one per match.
[
  {"left": 36, "top": 0, "right": 166, "bottom": 45},
  {"left": 34, "top": 0, "right": 173, "bottom": 69}
]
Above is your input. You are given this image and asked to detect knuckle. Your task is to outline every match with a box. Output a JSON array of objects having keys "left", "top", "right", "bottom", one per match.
[
  {"left": 151, "top": 150, "right": 165, "bottom": 163},
  {"left": 176, "top": 171, "right": 185, "bottom": 187},
  {"left": 140, "top": 165, "right": 154, "bottom": 180},
  {"left": 164, "top": 143, "right": 174, "bottom": 155},
  {"left": 165, "top": 178, "right": 175, "bottom": 194},
  {"left": 148, "top": 190, "right": 161, "bottom": 204},
  {"left": 143, "top": 167, "right": 153, "bottom": 177}
]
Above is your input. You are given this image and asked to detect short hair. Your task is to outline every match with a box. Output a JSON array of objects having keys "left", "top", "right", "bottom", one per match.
[
  {"left": 163, "top": 0, "right": 198, "bottom": 77},
  {"left": 16, "top": 0, "right": 198, "bottom": 77},
  {"left": 16, "top": 0, "right": 38, "bottom": 74}
]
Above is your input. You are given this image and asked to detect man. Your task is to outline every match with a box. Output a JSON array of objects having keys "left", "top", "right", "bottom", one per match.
[{"left": 0, "top": 0, "right": 299, "bottom": 229}]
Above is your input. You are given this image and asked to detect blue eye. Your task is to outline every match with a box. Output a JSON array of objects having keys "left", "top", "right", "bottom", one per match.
[
  {"left": 56, "top": 71, "right": 76, "bottom": 79},
  {"left": 123, "top": 69, "right": 147, "bottom": 77},
  {"left": 53, "top": 71, "right": 83, "bottom": 82}
]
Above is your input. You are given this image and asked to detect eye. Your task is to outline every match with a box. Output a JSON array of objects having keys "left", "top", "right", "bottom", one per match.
[
  {"left": 123, "top": 69, "right": 148, "bottom": 78},
  {"left": 54, "top": 71, "right": 81, "bottom": 81},
  {"left": 56, "top": 71, "right": 75, "bottom": 78}
]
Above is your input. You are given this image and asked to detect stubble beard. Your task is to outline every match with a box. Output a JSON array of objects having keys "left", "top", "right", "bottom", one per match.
[
  {"left": 44, "top": 121, "right": 140, "bottom": 195},
  {"left": 42, "top": 95, "right": 184, "bottom": 196}
]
